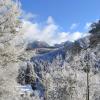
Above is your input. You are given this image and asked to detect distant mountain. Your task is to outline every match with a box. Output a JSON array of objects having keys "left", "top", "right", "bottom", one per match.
[
  {"left": 26, "top": 41, "right": 50, "bottom": 50},
  {"left": 18, "top": 34, "right": 100, "bottom": 100},
  {"left": 54, "top": 41, "right": 73, "bottom": 48},
  {"left": 26, "top": 41, "right": 60, "bottom": 55}
]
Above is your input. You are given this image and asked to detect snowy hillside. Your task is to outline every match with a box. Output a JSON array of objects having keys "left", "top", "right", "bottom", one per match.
[{"left": 18, "top": 34, "right": 100, "bottom": 100}]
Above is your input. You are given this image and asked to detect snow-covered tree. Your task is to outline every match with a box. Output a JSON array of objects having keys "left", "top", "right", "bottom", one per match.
[
  {"left": 89, "top": 20, "right": 100, "bottom": 35},
  {"left": 0, "top": 0, "right": 21, "bottom": 34},
  {"left": 0, "top": 0, "right": 25, "bottom": 100}
]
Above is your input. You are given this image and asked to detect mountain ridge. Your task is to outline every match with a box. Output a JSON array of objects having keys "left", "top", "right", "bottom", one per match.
[{"left": 18, "top": 34, "right": 100, "bottom": 100}]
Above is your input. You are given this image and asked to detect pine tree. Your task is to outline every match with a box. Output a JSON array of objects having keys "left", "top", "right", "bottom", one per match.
[{"left": 89, "top": 20, "right": 100, "bottom": 35}]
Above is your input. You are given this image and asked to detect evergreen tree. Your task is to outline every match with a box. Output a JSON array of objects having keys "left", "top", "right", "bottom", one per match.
[{"left": 89, "top": 20, "right": 100, "bottom": 34}]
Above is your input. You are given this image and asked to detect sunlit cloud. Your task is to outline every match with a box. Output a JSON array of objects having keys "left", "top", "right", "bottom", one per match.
[
  {"left": 70, "top": 23, "right": 79, "bottom": 30},
  {"left": 21, "top": 16, "right": 87, "bottom": 45},
  {"left": 21, "top": 11, "right": 37, "bottom": 20},
  {"left": 84, "top": 22, "right": 91, "bottom": 30}
]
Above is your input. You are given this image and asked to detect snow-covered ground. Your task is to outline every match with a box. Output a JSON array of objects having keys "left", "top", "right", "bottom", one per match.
[{"left": 17, "top": 84, "right": 33, "bottom": 95}]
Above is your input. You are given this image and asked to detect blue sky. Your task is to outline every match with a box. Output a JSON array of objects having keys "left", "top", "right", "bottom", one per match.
[{"left": 20, "top": 0, "right": 100, "bottom": 45}]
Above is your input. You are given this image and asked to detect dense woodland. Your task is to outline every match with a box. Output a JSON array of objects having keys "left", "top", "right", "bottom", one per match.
[{"left": 0, "top": 0, "right": 100, "bottom": 100}]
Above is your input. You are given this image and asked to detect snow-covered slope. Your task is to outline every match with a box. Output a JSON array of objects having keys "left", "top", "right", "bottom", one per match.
[
  {"left": 26, "top": 41, "right": 50, "bottom": 50},
  {"left": 18, "top": 34, "right": 100, "bottom": 100}
]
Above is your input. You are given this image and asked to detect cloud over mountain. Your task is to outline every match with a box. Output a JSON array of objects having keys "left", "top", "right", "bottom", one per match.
[{"left": 21, "top": 16, "right": 88, "bottom": 45}]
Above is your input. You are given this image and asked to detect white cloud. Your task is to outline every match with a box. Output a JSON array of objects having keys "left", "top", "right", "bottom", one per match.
[
  {"left": 69, "top": 32, "right": 87, "bottom": 42},
  {"left": 21, "top": 11, "right": 37, "bottom": 20},
  {"left": 70, "top": 23, "right": 78, "bottom": 30},
  {"left": 21, "top": 16, "right": 87, "bottom": 45},
  {"left": 47, "top": 16, "right": 54, "bottom": 24},
  {"left": 84, "top": 22, "right": 91, "bottom": 30}
]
